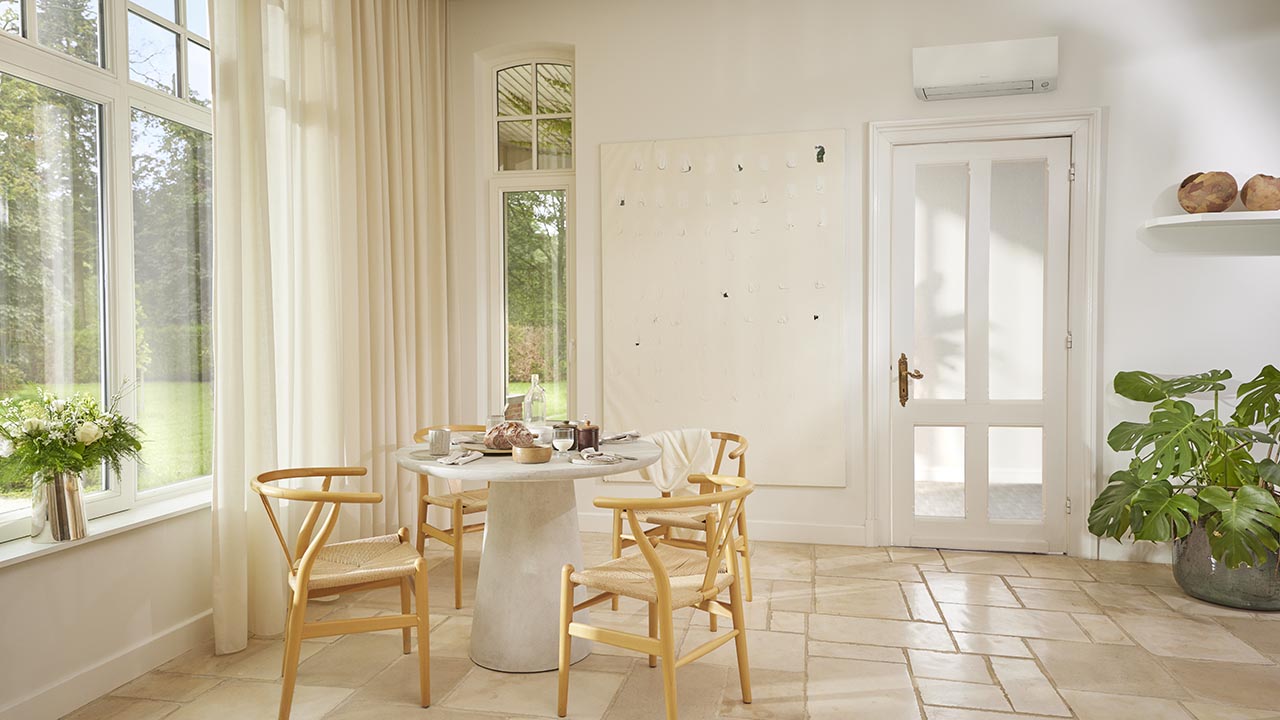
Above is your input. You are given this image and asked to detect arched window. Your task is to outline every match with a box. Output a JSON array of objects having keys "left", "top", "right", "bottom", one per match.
[{"left": 496, "top": 61, "right": 573, "bottom": 171}]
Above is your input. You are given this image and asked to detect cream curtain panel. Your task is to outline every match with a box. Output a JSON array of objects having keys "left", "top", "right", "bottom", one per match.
[{"left": 211, "top": 0, "right": 449, "bottom": 654}]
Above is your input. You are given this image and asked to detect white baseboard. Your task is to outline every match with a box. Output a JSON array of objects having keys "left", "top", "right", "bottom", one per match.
[
  {"left": 578, "top": 511, "right": 867, "bottom": 546},
  {"left": 1, "top": 610, "right": 213, "bottom": 720},
  {"left": 1097, "top": 539, "right": 1172, "bottom": 564}
]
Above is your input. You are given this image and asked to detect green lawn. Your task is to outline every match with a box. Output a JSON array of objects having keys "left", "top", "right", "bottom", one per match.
[{"left": 506, "top": 380, "right": 569, "bottom": 422}]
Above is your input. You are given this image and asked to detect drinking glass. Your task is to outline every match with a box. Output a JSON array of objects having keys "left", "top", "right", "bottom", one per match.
[
  {"left": 552, "top": 427, "right": 576, "bottom": 458},
  {"left": 486, "top": 413, "right": 505, "bottom": 432}
]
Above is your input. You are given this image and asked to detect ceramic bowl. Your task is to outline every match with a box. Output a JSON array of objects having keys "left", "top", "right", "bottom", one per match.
[{"left": 512, "top": 444, "right": 553, "bottom": 464}]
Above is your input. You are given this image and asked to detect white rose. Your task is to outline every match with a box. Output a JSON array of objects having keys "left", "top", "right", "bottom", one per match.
[
  {"left": 0, "top": 438, "right": 13, "bottom": 457},
  {"left": 21, "top": 418, "right": 46, "bottom": 435},
  {"left": 76, "top": 422, "right": 104, "bottom": 445},
  {"left": 50, "top": 399, "right": 66, "bottom": 412}
]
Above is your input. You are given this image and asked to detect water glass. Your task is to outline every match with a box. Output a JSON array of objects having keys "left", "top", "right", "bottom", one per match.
[
  {"left": 486, "top": 413, "right": 505, "bottom": 431},
  {"left": 552, "top": 427, "right": 576, "bottom": 458}
]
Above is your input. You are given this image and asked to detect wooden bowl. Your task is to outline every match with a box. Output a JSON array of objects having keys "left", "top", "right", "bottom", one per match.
[
  {"left": 1178, "top": 171, "right": 1238, "bottom": 213},
  {"left": 1242, "top": 174, "right": 1280, "bottom": 211},
  {"left": 512, "top": 445, "right": 553, "bottom": 464}
]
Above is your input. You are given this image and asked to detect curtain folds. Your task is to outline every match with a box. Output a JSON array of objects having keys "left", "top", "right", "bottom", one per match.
[{"left": 211, "top": 0, "right": 449, "bottom": 655}]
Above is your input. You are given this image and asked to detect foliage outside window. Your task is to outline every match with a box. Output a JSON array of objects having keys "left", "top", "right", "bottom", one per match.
[{"left": 496, "top": 62, "right": 572, "bottom": 172}]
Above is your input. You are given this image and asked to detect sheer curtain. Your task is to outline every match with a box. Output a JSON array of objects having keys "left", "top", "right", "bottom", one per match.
[{"left": 211, "top": 0, "right": 449, "bottom": 654}]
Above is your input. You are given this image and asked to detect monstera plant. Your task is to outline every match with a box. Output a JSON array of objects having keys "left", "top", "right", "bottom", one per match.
[{"left": 1088, "top": 366, "right": 1280, "bottom": 569}]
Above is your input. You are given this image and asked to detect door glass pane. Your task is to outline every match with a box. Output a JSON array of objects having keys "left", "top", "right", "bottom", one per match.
[
  {"left": 35, "top": 0, "right": 101, "bottom": 65},
  {"left": 187, "top": 40, "right": 211, "bottom": 107},
  {"left": 130, "top": 110, "right": 213, "bottom": 491},
  {"left": 185, "top": 0, "right": 208, "bottom": 38},
  {"left": 497, "top": 64, "right": 532, "bottom": 116},
  {"left": 537, "top": 118, "right": 572, "bottom": 170},
  {"left": 535, "top": 63, "right": 573, "bottom": 114},
  {"left": 504, "top": 190, "right": 569, "bottom": 421},
  {"left": 128, "top": 11, "right": 179, "bottom": 95},
  {"left": 990, "top": 160, "right": 1046, "bottom": 400},
  {"left": 915, "top": 426, "right": 965, "bottom": 518},
  {"left": 1, "top": 1, "right": 20, "bottom": 34},
  {"left": 498, "top": 120, "right": 532, "bottom": 171},
  {"left": 0, "top": 73, "right": 105, "bottom": 510},
  {"left": 989, "top": 427, "right": 1043, "bottom": 520},
  {"left": 132, "top": 0, "right": 175, "bottom": 22},
  {"left": 914, "top": 163, "right": 967, "bottom": 400}
]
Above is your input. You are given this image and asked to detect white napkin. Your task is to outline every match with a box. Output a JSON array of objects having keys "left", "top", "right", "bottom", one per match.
[
  {"left": 437, "top": 449, "right": 482, "bottom": 466},
  {"left": 571, "top": 448, "right": 625, "bottom": 466},
  {"left": 601, "top": 430, "right": 640, "bottom": 443}
]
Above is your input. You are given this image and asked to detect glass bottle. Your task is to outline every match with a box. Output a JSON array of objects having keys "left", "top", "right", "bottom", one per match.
[{"left": 523, "top": 373, "right": 547, "bottom": 426}]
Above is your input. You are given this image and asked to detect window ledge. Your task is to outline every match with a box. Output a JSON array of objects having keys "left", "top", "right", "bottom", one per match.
[{"left": 0, "top": 490, "right": 211, "bottom": 570}]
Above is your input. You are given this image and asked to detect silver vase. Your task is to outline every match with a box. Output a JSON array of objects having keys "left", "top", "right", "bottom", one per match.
[{"left": 31, "top": 470, "right": 88, "bottom": 543}]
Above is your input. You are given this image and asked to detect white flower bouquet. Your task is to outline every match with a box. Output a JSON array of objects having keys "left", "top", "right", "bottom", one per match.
[{"left": 0, "top": 388, "right": 143, "bottom": 491}]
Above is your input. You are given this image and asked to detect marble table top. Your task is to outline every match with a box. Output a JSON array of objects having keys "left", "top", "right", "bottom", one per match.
[{"left": 393, "top": 439, "right": 661, "bottom": 483}]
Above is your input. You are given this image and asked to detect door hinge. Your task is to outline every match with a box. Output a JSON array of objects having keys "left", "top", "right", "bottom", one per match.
[
  {"left": 1065, "top": 331, "right": 1074, "bottom": 349},
  {"left": 1068, "top": 163, "right": 1077, "bottom": 182},
  {"left": 1066, "top": 497, "right": 1073, "bottom": 514}
]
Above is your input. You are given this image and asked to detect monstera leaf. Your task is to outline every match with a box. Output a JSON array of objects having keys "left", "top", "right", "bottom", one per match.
[
  {"left": 1205, "top": 435, "right": 1260, "bottom": 488},
  {"left": 1088, "top": 468, "right": 1145, "bottom": 541},
  {"left": 1199, "top": 484, "right": 1280, "bottom": 568},
  {"left": 1106, "top": 399, "right": 1216, "bottom": 481},
  {"left": 1130, "top": 481, "right": 1199, "bottom": 542},
  {"left": 1114, "top": 369, "right": 1231, "bottom": 403},
  {"left": 1260, "top": 458, "right": 1280, "bottom": 489},
  {"left": 1234, "top": 365, "right": 1280, "bottom": 435}
]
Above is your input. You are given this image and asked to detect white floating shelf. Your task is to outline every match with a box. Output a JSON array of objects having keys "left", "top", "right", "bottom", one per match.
[{"left": 1141, "top": 210, "right": 1280, "bottom": 256}]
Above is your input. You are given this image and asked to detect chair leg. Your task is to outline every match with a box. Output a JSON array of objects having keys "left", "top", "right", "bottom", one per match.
[
  {"left": 400, "top": 577, "right": 413, "bottom": 654},
  {"left": 280, "top": 588, "right": 294, "bottom": 676},
  {"left": 658, "top": 603, "right": 679, "bottom": 720},
  {"left": 729, "top": 578, "right": 752, "bottom": 704},
  {"left": 452, "top": 501, "right": 464, "bottom": 609},
  {"left": 416, "top": 475, "right": 428, "bottom": 555},
  {"left": 557, "top": 565, "right": 574, "bottom": 718},
  {"left": 737, "top": 510, "right": 754, "bottom": 602},
  {"left": 706, "top": 532, "right": 719, "bottom": 633},
  {"left": 414, "top": 559, "right": 432, "bottom": 707},
  {"left": 647, "top": 602, "right": 658, "bottom": 668},
  {"left": 610, "top": 510, "right": 622, "bottom": 612},
  {"left": 278, "top": 590, "right": 308, "bottom": 720}
]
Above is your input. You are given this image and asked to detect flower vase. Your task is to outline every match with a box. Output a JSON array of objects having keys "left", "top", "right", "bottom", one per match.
[{"left": 31, "top": 470, "right": 88, "bottom": 543}]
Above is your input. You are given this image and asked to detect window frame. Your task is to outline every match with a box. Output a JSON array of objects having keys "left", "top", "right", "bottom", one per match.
[
  {"left": 493, "top": 60, "right": 573, "bottom": 173},
  {"left": 0, "top": 0, "right": 213, "bottom": 543}
]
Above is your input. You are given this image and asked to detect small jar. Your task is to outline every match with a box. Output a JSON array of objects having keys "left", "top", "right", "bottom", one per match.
[{"left": 576, "top": 417, "right": 600, "bottom": 452}]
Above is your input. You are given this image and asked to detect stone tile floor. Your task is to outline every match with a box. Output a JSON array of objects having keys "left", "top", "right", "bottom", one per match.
[{"left": 66, "top": 533, "right": 1280, "bottom": 720}]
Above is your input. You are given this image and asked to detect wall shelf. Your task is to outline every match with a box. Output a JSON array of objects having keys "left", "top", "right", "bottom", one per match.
[{"left": 1142, "top": 210, "right": 1280, "bottom": 255}]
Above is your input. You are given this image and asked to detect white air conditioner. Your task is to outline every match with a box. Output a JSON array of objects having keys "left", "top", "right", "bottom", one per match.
[{"left": 913, "top": 37, "right": 1058, "bottom": 101}]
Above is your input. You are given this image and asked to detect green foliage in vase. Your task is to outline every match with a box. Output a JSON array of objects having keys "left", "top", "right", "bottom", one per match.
[
  {"left": 0, "top": 387, "right": 143, "bottom": 490},
  {"left": 1088, "top": 367, "right": 1280, "bottom": 568}
]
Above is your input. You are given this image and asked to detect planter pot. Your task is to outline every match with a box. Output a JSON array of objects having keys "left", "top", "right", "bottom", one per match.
[
  {"left": 30, "top": 470, "right": 88, "bottom": 543},
  {"left": 1173, "top": 523, "right": 1280, "bottom": 611}
]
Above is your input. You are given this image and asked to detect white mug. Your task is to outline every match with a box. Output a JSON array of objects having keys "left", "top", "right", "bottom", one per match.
[{"left": 427, "top": 428, "right": 451, "bottom": 456}]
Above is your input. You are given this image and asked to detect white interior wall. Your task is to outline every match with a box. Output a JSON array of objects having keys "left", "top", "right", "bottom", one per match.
[
  {"left": 0, "top": 510, "right": 212, "bottom": 719},
  {"left": 445, "top": 0, "right": 1280, "bottom": 548}
]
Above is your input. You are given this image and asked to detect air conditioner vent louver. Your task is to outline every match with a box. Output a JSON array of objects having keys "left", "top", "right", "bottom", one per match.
[{"left": 913, "top": 37, "right": 1057, "bottom": 101}]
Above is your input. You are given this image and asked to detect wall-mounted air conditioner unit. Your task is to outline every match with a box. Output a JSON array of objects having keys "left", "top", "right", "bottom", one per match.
[{"left": 913, "top": 36, "right": 1058, "bottom": 101}]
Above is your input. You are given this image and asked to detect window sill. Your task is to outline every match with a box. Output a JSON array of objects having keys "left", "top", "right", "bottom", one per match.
[{"left": 0, "top": 489, "right": 211, "bottom": 570}]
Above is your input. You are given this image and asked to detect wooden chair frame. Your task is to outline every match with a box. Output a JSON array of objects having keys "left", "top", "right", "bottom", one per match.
[
  {"left": 253, "top": 467, "right": 430, "bottom": 719},
  {"left": 413, "top": 424, "right": 487, "bottom": 608},
  {"left": 559, "top": 475, "right": 754, "bottom": 720},
  {"left": 610, "top": 432, "right": 754, "bottom": 631}
]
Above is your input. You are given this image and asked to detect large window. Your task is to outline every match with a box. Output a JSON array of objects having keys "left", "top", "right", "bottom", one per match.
[
  {"left": 0, "top": 0, "right": 214, "bottom": 540},
  {"left": 492, "top": 55, "right": 573, "bottom": 422}
]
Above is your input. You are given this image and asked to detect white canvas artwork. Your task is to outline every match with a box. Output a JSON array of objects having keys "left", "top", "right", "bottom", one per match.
[{"left": 600, "top": 130, "right": 847, "bottom": 487}]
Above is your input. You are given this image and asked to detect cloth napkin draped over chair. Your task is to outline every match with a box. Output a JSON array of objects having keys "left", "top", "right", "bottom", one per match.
[{"left": 637, "top": 428, "right": 714, "bottom": 494}]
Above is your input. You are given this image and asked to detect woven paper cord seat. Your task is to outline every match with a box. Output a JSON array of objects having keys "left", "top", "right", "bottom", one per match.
[
  {"left": 630, "top": 505, "right": 714, "bottom": 531},
  {"left": 292, "top": 533, "right": 423, "bottom": 591},
  {"left": 423, "top": 488, "right": 488, "bottom": 513},
  {"left": 571, "top": 543, "right": 734, "bottom": 608}
]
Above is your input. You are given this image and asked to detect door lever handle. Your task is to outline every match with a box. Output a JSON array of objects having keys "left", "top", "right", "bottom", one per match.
[{"left": 898, "top": 353, "right": 924, "bottom": 407}]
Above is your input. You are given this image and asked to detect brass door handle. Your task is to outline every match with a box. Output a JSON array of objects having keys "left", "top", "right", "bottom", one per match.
[{"left": 898, "top": 353, "right": 924, "bottom": 407}]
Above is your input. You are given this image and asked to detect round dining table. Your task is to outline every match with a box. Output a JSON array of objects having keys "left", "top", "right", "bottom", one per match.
[{"left": 394, "top": 438, "right": 661, "bottom": 673}]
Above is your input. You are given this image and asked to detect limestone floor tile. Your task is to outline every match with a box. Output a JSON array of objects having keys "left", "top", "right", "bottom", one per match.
[
  {"left": 688, "top": 592, "right": 767, "bottom": 630},
  {"left": 988, "top": 657, "right": 1069, "bottom": 717},
  {"left": 907, "top": 649, "right": 993, "bottom": 683},
  {"left": 1058, "top": 689, "right": 1194, "bottom": 720},
  {"left": 938, "top": 603, "right": 1088, "bottom": 642},
  {"left": 813, "top": 576, "right": 911, "bottom": 619},
  {"left": 924, "top": 708, "right": 1067, "bottom": 720},
  {"left": 717, "top": 669, "right": 806, "bottom": 720},
  {"left": 680, "top": 627, "right": 803, "bottom": 672},
  {"left": 64, "top": 696, "right": 181, "bottom": 720},
  {"left": 915, "top": 678, "right": 1010, "bottom": 711},
  {"left": 808, "top": 613, "right": 956, "bottom": 651},
  {"left": 816, "top": 554, "right": 924, "bottom": 583},
  {"left": 1071, "top": 613, "right": 1133, "bottom": 645},
  {"left": 1009, "top": 587, "right": 1101, "bottom": 613},
  {"left": 749, "top": 542, "right": 814, "bottom": 582},
  {"left": 1076, "top": 559, "right": 1176, "bottom": 587},
  {"left": 904, "top": 581, "right": 945, "bottom": 623},
  {"left": 1079, "top": 581, "right": 1161, "bottom": 610},
  {"left": 1149, "top": 585, "right": 1269, "bottom": 620},
  {"left": 428, "top": 616, "right": 474, "bottom": 659},
  {"left": 813, "top": 544, "right": 889, "bottom": 560},
  {"left": 923, "top": 571, "right": 1020, "bottom": 608},
  {"left": 444, "top": 667, "right": 623, "bottom": 718},
  {"left": 807, "top": 640, "right": 907, "bottom": 663},
  {"left": 166, "top": 680, "right": 352, "bottom": 720},
  {"left": 323, "top": 703, "right": 499, "bottom": 720},
  {"left": 1026, "top": 639, "right": 1188, "bottom": 698},
  {"left": 1004, "top": 576, "right": 1081, "bottom": 592},
  {"left": 603, "top": 662, "right": 728, "bottom": 720},
  {"left": 110, "top": 671, "right": 221, "bottom": 703},
  {"left": 764, "top": 579, "right": 815, "bottom": 614},
  {"left": 1014, "top": 555, "right": 1095, "bottom": 581},
  {"left": 940, "top": 551, "right": 1028, "bottom": 577},
  {"left": 807, "top": 657, "right": 922, "bottom": 720},
  {"left": 296, "top": 634, "right": 407, "bottom": 688},
  {"left": 1108, "top": 611, "right": 1271, "bottom": 664},
  {"left": 1215, "top": 616, "right": 1280, "bottom": 655},
  {"left": 1160, "top": 659, "right": 1280, "bottom": 710},
  {"left": 1182, "top": 701, "right": 1280, "bottom": 720},
  {"left": 951, "top": 632, "right": 1032, "bottom": 658},
  {"left": 338, "top": 654, "right": 473, "bottom": 707},
  {"left": 160, "top": 638, "right": 325, "bottom": 680},
  {"left": 769, "top": 610, "right": 806, "bottom": 634},
  {"left": 890, "top": 547, "right": 945, "bottom": 565}
]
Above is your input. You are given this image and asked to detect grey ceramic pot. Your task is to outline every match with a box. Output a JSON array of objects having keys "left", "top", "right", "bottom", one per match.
[{"left": 1172, "top": 523, "right": 1280, "bottom": 611}]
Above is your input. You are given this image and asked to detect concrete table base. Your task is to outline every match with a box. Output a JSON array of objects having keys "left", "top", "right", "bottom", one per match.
[{"left": 469, "top": 479, "right": 593, "bottom": 672}]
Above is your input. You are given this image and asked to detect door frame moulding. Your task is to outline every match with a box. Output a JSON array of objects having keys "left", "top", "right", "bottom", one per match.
[{"left": 866, "top": 109, "right": 1103, "bottom": 559}]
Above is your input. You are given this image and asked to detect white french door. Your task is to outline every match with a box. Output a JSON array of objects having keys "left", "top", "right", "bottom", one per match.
[{"left": 890, "top": 138, "right": 1071, "bottom": 553}]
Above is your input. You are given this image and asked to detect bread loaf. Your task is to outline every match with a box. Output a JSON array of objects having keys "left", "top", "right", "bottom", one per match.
[{"left": 484, "top": 421, "right": 536, "bottom": 449}]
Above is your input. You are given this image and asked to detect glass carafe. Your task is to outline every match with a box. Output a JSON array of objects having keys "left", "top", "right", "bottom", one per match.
[{"left": 523, "top": 373, "right": 547, "bottom": 426}]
